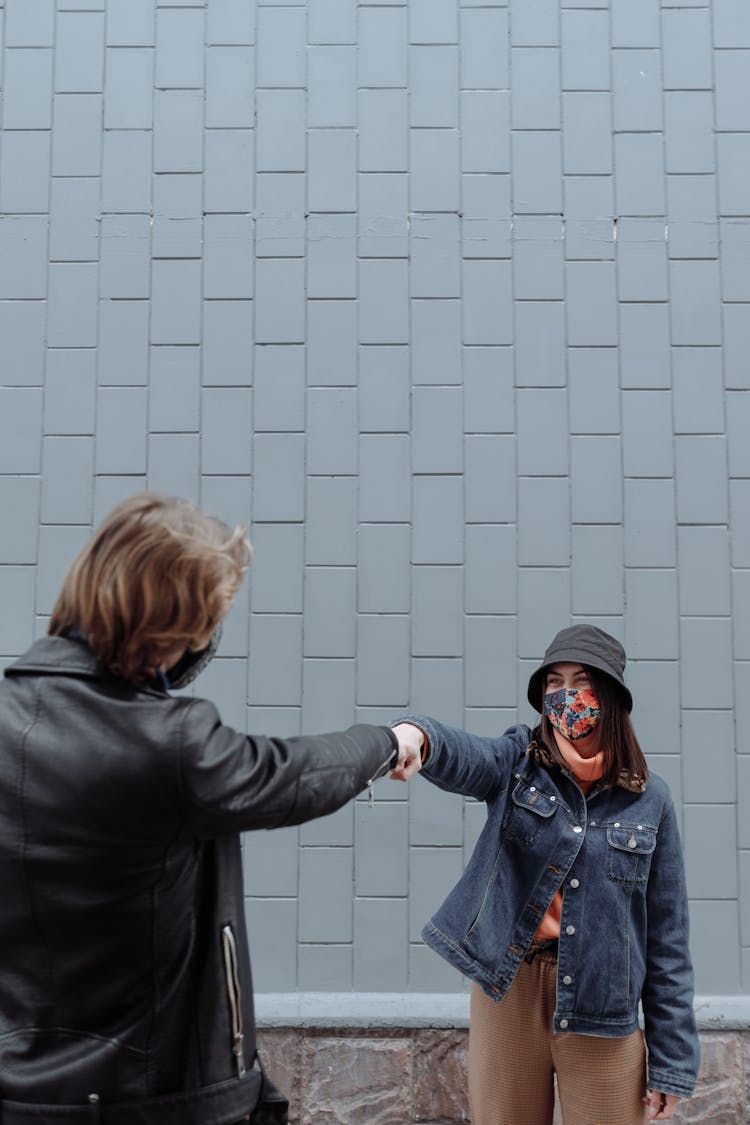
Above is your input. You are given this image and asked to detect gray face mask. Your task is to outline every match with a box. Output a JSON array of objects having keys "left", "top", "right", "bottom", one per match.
[{"left": 166, "top": 625, "right": 222, "bottom": 689}]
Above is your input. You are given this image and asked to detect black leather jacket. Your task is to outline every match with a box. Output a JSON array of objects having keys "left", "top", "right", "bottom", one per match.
[{"left": 0, "top": 636, "right": 397, "bottom": 1124}]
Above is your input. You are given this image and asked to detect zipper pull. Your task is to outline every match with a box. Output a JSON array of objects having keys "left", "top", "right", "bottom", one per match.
[
  {"left": 233, "top": 1033, "right": 246, "bottom": 1077},
  {"left": 367, "top": 779, "right": 374, "bottom": 808}
]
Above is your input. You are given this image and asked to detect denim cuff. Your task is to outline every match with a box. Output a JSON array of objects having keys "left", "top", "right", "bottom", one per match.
[{"left": 646, "top": 1067, "right": 696, "bottom": 1100}]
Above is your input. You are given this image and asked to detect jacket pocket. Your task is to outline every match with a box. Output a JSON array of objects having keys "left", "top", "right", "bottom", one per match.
[
  {"left": 221, "top": 924, "right": 247, "bottom": 1078},
  {"left": 503, "top": 779, "right": 558, "bottom": 846},
  {"left": 606, "top": 825, "right": 656, "bottom": 885}
]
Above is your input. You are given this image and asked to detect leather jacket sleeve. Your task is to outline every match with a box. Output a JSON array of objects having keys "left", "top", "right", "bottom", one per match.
[{"left": 176, "top": 696, "right": 397, "bottom": 837}]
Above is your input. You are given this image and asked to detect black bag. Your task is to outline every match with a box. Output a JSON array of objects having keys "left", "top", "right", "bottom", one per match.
[{"left": 249, "top": 1074, "right": 289, "bottom": 1125}]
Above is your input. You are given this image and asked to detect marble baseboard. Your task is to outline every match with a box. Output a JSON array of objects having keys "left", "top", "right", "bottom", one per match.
[{"left": 256, "top": 1027, "right": 750, "bottom": 1125}]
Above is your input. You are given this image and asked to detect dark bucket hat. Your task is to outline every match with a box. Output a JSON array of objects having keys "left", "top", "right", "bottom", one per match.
[{"left": 527, "top": 624, "right": 633, "bottom": 713}]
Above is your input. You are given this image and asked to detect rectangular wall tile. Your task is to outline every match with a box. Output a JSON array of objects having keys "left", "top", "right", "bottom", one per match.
[
  {"left": 572, "top": 526, "right": 624, "bottom": 615},
  {"left": 619, "top": 304, "right": 671, "bottom": 389},
  {"left": 518, "top": 477, "right": 569, "bottom": 567},
  {"left": 412, "top": 566, "right": 463, "bottom": 657},
  {"left": 412, "top": 477, "right": 463, "bottom": 565},
  {"left": 303, "top": 568, "right": 356, "bottom": 657},
  {"left": 624, "top": 479, "right": 677, "bottom": 568},
  {"left": 0, "top": 133, "right": 51, "bottom": 215},
  {"left": 1, "top": 302, "right": 47, "bottom": 387},
  {"left": 461, "top": 8, "right": 509, "bottom": 89},
  {"left": 465, "top": 435, "right": 516, "bottom": 523},
  {"left": 104, "top": 48, "right": 153, "bottom": 128},
  {"left": 411, "top": 300, "right": 462, "bottom": 386},
  {"left": 465, "top": 525, "right": 517, "bottom": 615},
  {"left": 358, "top": 524, "right": 411, "bottom": 614},
  {"left": 678, "top": 527, "right": 732, "bottom": 616},
  {"left": 301, "top": 658, "right": 355, "bottom": 730},
  {"left": 359, "top": 7, "right": 407, "bottom": 87},
  {"left": 622, "top": 391, "right": 674, "bottom": 478},
  {"left": 571, "top": 435, "right": 623, "bottom": 523},
  {"left": 250, "top": 526, "right": 304, "bottom": 615},
  {"left": 675, "top": 436, "right": 729, "bottom": 524},
  {"left": 356, "top": 615, "right": 409, "bottom": 707}
]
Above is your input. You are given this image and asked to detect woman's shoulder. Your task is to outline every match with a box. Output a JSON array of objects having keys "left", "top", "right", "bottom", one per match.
[
  {"left": 643, "top": 769, "right": 673, "bottom": 801},
  {"left": 629, "top": 768, "right": 676, "bottom": 819},
  {"left": 501, "top": 723, "right": 534, "bottom": 750}
]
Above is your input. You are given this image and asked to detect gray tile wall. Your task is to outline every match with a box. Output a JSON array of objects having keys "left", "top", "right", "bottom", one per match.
[{"left": 0, "top": 0, "right": 748, "bottom": 998}]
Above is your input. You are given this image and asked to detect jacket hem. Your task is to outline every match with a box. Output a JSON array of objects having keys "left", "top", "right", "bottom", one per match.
[
  {"left": 553, "top": 1012, "right": 637, "bottom": 1035},
  {"left": 422, "top": 920, "right": 512, "bottom": 1000},
  {"left": 0, "top": 1073, "right": 262, "bottom": 1125}
]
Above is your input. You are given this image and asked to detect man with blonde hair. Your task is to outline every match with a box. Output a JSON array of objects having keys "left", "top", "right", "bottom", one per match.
[{"left": 0, "top": 493, "right": 417, "bottom": 1125}]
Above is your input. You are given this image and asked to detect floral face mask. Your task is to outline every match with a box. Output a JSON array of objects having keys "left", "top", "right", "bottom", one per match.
[{"left": 544, "top": 686, "right": 601, "bottom": 742}]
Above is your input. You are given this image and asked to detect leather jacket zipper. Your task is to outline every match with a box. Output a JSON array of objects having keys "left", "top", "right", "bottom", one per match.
[
  {"left": 366, "top": 749, "right": 397, "bottom": 808},
  {"left": 221, "top": 924, "right": 246, "bottom": 1078}
]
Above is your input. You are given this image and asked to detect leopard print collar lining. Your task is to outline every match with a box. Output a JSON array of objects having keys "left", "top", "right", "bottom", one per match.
[{"left": 527, "top": 740, "right": 647, "bottom": 794}]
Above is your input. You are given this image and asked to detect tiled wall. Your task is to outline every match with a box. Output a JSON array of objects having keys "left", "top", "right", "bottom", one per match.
[{"left": 0, "top": 0, "right": 749, "bottom": 1000}]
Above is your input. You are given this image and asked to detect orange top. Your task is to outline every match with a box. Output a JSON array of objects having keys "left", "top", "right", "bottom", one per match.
[{"left": 533, "top": 741, "right": 604, "bottom": 941}]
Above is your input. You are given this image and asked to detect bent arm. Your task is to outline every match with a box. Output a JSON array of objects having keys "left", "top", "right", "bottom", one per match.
[
  {"left": 179, "top": 697, "right": 398, "bottom": 836},
  {"left": 641, "top": 799, "right": 700, "bottom": 1101},
  {"left": 394, "top": 713, "right": 532, "bottom": 802}
]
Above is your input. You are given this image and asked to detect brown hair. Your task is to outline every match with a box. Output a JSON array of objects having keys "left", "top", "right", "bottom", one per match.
[
  {"left": 49, "top": 493, "right": 251, "bottom": 684},
  {"left": 533, "top": 666, "right": 649, "bottom": 789}
]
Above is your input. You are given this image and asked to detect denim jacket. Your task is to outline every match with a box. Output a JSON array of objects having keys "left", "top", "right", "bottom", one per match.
[{"left": 407, "top": 715, "right": 700, "bottom": 1101}]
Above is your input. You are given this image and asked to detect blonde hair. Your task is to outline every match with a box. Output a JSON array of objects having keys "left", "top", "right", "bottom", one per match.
[{"left": 49, "top": 492, "right": 251, "bottom": 684}]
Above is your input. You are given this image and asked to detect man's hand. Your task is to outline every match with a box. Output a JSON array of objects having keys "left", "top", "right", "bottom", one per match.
[
  {"left": 644, "top": 1091, "right": 681, "bottom": 1120},
  {"left": 390, "top": 723, "right": 424, "bottom": 781}
]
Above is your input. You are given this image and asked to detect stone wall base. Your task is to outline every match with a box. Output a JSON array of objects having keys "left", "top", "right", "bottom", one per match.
[{"left": 257, "top": 1028, "right": 750, "bottom": 1125}]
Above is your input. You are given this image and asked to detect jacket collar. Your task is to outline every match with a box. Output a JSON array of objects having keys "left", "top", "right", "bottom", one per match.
[
  {"left": 5, "top": 635, "right": 166, "bottom": 696},
  {"left": 527, "top": 739, "right": 647, "bottom": 794}
]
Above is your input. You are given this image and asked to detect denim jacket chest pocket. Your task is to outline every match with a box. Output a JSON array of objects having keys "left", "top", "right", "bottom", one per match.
[
  {"left": 504, "top": 779, "right": 559, "bottom": 846},
  {"left": 606, "top": 824, "right": 657, "bottom": 885}
]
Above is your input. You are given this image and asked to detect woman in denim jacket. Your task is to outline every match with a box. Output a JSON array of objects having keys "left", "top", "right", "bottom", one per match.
[{"left": 393, "top": 625, "right": 699, "bottom": 1125}]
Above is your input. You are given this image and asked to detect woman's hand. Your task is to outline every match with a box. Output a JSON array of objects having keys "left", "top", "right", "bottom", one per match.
[
  {"left": 390, "top": 723, "right": 424, "bottom": 781},
  {"left": 644, "top": 1090, "right": 681, "bottom": 1120}
]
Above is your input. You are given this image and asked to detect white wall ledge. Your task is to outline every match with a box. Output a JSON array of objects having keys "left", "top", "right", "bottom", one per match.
[{"left": 255, "top": 993, "right": 750, "bottom": 1031}]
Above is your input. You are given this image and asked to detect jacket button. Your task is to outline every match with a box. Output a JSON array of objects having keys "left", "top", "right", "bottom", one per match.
[
  {"left": 563, "top": 975, "right": 572, "bottom": 985},
  {"left": 614, "top": 822, "right": 620, "bottom": 828},
  {"left": 560, "top": 1019, "right": 569, "bottom": 1029},
  {"left": 566, "top": 925, "right": 575, "bottom": 935},
  {"left": 569, "top": 878, "right": 580, "bottom": 889},
  {"left": 572, "top": 826, "right": 582, "bottom": 834}
]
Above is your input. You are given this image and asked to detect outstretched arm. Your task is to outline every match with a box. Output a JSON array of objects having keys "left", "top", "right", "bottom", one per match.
[{"left": 389, "top": 714, "right": 532, "bottom": 802}]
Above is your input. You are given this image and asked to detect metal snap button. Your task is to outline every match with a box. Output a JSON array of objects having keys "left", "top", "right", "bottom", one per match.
[
  {"left": 530, "top": 786, "right": 536, "bottom": 792},
  {"left": 550, "top": 796, "right": 556, "bottom": 801},
  {"left": 560, "top": 1018, "right": 569, "bottom": 1029},
  {"left": 614, "top": 822, "right": 620, "bottom": 828},
  {"left": 572, "top": 825, "right": 582, "bottom": 834},
  {"left": 590, "top": 820, "right": 596, "bottom": 827},
  {"left": 566, "top": 925, "right": 575, "bottom": 935},
  {"left": 570, "top": 878, "right": 580, "bottom": 889},
  {"left": 563, "top": 975, "right": 572, "bottom": 985}
]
